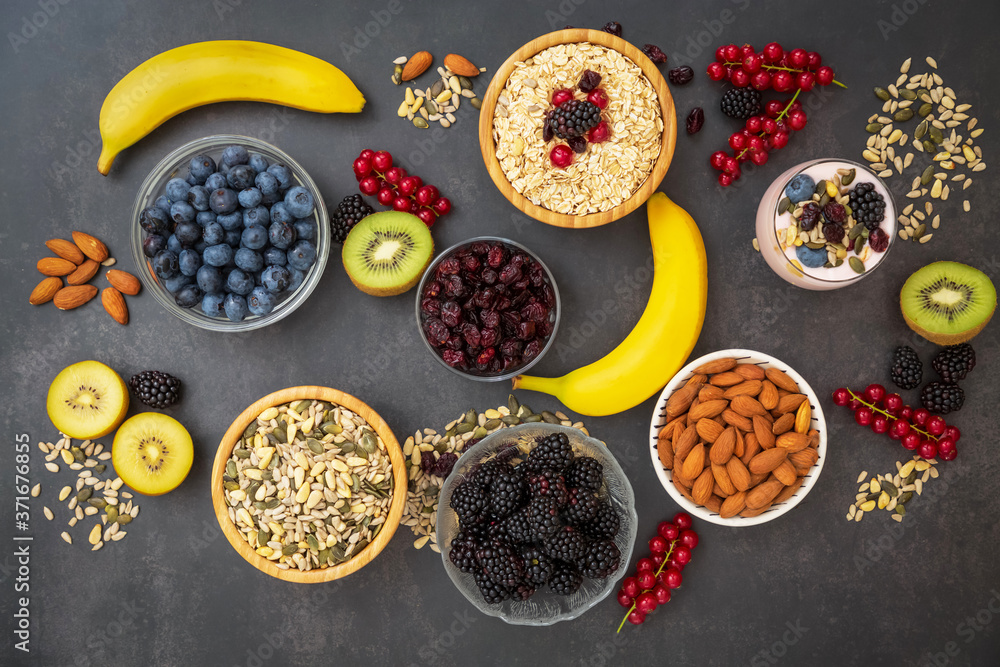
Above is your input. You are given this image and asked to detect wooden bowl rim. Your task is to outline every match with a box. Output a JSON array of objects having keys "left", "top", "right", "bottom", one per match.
[
  {"left": 210, "top": 386, "right": 407, "bottom": 583},
  {"left": 478, "top": 28, "right": 677, "bottom": 229}
]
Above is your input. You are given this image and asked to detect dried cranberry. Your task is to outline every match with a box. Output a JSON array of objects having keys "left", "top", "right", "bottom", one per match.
[
  {"left": 523, "top": 339, "right": 543, "bottom": 361},
  {"left": 495, "top": 295, "right": 512, "bottom": 311},
  {"left": 431, "top": 452, "right": 459, "bottom": 477},
  {"left": 602, "top": 21, "right": 622, "bottom": 36},
  {"left": 668, "top": 66, "right": 694, "bottom": 86},
  {"left": 476, "top": 347, "right": 496, "bottom": 369},
  {"left": 473, "top": 288, "right": 495, "bottom": 309},
  {"left": 503, "top": 355, "right": 521, "bottom": 371},
  {"left": 441, "top": 300, "right": 461, "bottom": 328},
  {"left": 642, "top": 44, "right": 667, "bottom": 65},
  {"left": 499, "top": 264, "right": 521, "bottom": 284},
  {"left": 437, "top": 257, "right": 461, "bottom": 276},
  {"left": 512, "top": 278, "right": 531, "bottom": 293},
  {"left": 445, "top": 335, "right": 463, "bottom": 351},
  {"left": 462, "top": 323, "right": 482, "bottom": 348},
  {"left": 469, "top": 241, "right": 490, "bottom": 255},
  {"left": 685, "top": 107, "right": 704, "bottom": 135},
  {"left": 517, "top": 320, "right": 536, "bottom": 340},
  {"left": 462, "top": 254, "right": 481, "bottom": 272},
  {"left": 798, "top": 203, "right": 821, "bottom": 231},
  {"left": 420, "top": 451, "right": 437, "bottom": 473},
  {"left": 500, "top": 338, "right": 523, "bottom": 358},
  {"left": 521, "top": 302, "right": 548, "bottom": 322},
  {"left": 425, "top": 318, "right": 449, "bottom": 346},
  {"left": 541, "top": 284, "right": 556, "bottom": 307},
  {"left": 537, "top": 320, "right": 553, "bottom": 337},
  {"left": 568, "top": 136, "right": 588, "bottom": 153},
  {"left": 481, "top": 268, "right": 498, "bottom": 285},
  {"left": 442, "top": 349, "right": 465, "bottom": 368},
  {"left": 502, "top": 310, "right": 521, "bottom": 327},
  {"left": 420, "top": 298, "right": 441, "bottom": 317},
  {"left": 480, "top": 328, "right": 498, "bottom": 348},
  {"left": 423, "top": 280, "right": 442, "bottom": 298},
  {"left": 480, "top": 310, "right": 500, "bottom": 329},
  {"left": 578, "top": 69, "right": 602, "bottom": 93},
  {"left": 488, "top": 357, "right": 502, "bottom": 373},
  {"left": 542, "top": 111, "right": 555, "bottom": 142},
  {"left": 822, "top": 223, "right": 845, "bottom": 244},
  {"left": 445, "top": 274, "right": 466, "bottom": 298},
  {"left": 823, "top": 202, "right": 847, "bottom": 224},
  {"left": 869, "top": 228, "right": 889, "bottom": 252},
  {"left": 487, "top": 245, "right": 505, "bottom": 268}
]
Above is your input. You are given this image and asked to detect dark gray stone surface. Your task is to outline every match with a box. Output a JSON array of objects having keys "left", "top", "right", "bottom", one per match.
[{"left": 2, "top": 0, "right": 999, "bottom": 665}]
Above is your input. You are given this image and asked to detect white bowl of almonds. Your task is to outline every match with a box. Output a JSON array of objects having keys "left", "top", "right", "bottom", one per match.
[
  {"left": 649, "top": 350, "right": 827, "bottom": 527},
  {"left": 212, "top": 386, "right": 407, "bottom": 582}
]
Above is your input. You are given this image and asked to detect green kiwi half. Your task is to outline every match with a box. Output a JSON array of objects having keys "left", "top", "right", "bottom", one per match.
[
  {"left": 900, "top": 261, "right": 996, "bottom": 345},
  {"left": 342, "top": 211, "right": 434, "bottom": 296}
]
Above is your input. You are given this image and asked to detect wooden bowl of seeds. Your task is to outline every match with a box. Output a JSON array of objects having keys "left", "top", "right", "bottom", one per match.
[
  {"left": 211, "top": 386, "right": 407, "bottom": 583},
  {"left": 479, "top": 29, "right": 676, "bottom": 228}
]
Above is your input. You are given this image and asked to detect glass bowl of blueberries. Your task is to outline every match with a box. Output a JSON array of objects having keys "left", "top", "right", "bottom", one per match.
[{"left": 130, "top": 135, "right": 330, "bottom": 331}]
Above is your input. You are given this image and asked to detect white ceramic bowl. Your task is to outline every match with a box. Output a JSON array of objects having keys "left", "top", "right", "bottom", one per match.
[{"left": 648, "top": 349, "right": 827, "bottom": 527}]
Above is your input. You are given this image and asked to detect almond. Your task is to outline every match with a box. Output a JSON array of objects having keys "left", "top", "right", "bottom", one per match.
[
  {"left": 795, "top": 400, "right": 812, "bottom": 434},
  {"left": 775, "top": 432, "right": 810, "bottom": 453},
  {"left": 772, "top": 413, "right": 796, "bottom": 435},
  {"left": 712, "top": 463, "right": 736, "bottom": 496},
  {"left": 71, "top": 231, "right": 109, "bottom": 262},
  {"left": 776, "top": 393, "right": 808, "bottom": 415},
  {"left": 746, "top": 479, "right": 785, "bottom": 510},
  {"left": 724, "top": 380, "right": 762, "bottom": 399},
  {"left": 29, "top": 277, "right": 63, "bottom": 305},
  {"left": 748, "top": 448, "right": 787, "bottom": 475},
  {"left": 789, "top": 448, "right": 819, "bottom": 474},
  {"left": 443, "top": 53, "right": 480, "bottom": 77},
  {"left": 698, "top": 385, "right": 725, "bottom": 402},
  {"left": 708, "top": 371, "right": 744, "bottom": 387},
  {"left": 106, "top": 269, "right": 141, "bottom": 295},
  {"left": 758, "top": 380, "right": 779, "bottom": 410},
  {"left": 726, "top": 457, "right": 752, "bottom": 492},
  {"left": 721, "top": 408, "right": 753, "bottom": 432},
  {"left": 695, "top": 418, "right": 724, "bottom": 444},
  {"left": 101, "top": 287, "right": 128, "bottom": 325},
  {"left": 37, "top": 257, "right": 77, "bottom": 276},
  {"left": 679, "top": 443, "right": 706, "bottom": 480},
  {"left": 666, "top": 382, "right": 700, "bottom": 419},
  {"left": 765, "top": 367, "right": 800, "bottom": 393},
  {"left": 719, "top": 491, "right": 747, "bottom": 518},
  {"left": 740, "top": 504, "right": 772, "bottom": 518},
  {"left": 773, "top": 460, "right": 798, "bottom": 486},
  {"left": 774, "top": 477, "right": 804, "bottom": 504},
  {"left": 673, "top": 424, "right": 699, "bottom": 463},
  {"left": 734, "top": 429, "right": 745, "bottom": 458},
  {"left": 688, "top": 399, "right": 728, "bottom": 421},
  {"left": 66, "top": 259, "right": 100, "bottom": 286},
  {"left": 401, "top": 51, "right": 432, "bottom": 81},
  {"left": 734, "top": 363, "right": 766, "bottom": 380},
  {"left": 753, "top": 415, "right": 776, "bottom": 448},
  {"left": 691, "top": 468, "right": 714, "bottom": 505},
  {"left": 731, "top": 394, "right": 767, "bottom": 418},
  {"left": 53, "top": 284, "right": 97, "bottom": 310},
  {"left": 741, "top": 432, "right": 760, "bottom": 465},
  {"left": 686, "top": 373, "right": 708, "bottom": 387},
  {"left": 709, "top": 426, "right": 736, "bottom": 465},
  {"left": 693, "top": 357, "right": 736, "bottom": 375},
  {"left": 704, "top": 494, "right": 723, "bottom": 514},
  {"left": 671, "top": 475, "right": 694, "bottom": 501},
  {"left": 45, "top": 238, "right": 85, "bottom": 264}
]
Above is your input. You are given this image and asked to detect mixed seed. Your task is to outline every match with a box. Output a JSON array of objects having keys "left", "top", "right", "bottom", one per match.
[
  {"left": 864, "top": 56, "right": 985, "bottom": 243},
  {"left": 401, "top": 395, "right": 594, "bottom": 552},
  {"left": 394, "top": 56, "right": 486, "bottom": 130},
  {"left": 37, "top": 435, "right": 139, "bottom": 551},
  {"left": 847, "top": 455, "right": 938, "bottom": 523},
  {"left": 223, "top": 400, "right": 393, "bottom": 572}
]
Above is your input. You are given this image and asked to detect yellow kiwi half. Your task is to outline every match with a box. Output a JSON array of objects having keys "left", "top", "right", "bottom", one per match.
[
  {"left": 112, "top": 413, "right": 193, "bottom": 496},
  {"left": 46, "top": 360, "right": 129, "bottom": 439}
]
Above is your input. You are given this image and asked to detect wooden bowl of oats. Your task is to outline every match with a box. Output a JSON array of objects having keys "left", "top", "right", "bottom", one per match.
[
  {"left": 211, "top": 386, "right": 407, "bottom": 583},
  {"left": 479, "top": 29, "right": 676, "bottom": 228}
]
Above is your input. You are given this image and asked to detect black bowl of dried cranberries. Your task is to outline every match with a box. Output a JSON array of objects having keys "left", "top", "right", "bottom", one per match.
[{"left": 416, "top": 237, "right": 560, "bottom": 381}]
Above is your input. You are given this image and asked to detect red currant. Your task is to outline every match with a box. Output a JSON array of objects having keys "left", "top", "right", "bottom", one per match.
[
  {"left": 899, "top": 406, "right": 913, "bottom": 421},
  {"left": 762, "top": 42, "right": 784, "bottom": 63},
  {"left": 587, "top": 121, "right": 611, "bottom": 144},
  {"left": 653, "top": 584, "right": 672, "bottom": 604},
  {"left": 718, "top": 173, "right": 733, "bottom": 187},
  {"left": 551, "top": 88, "right": 574, "bottom": 107},
  {"left": 943, "top": 425, "right": 961, "bottom": 442},
  {"left": 393, "top": 196, "right": 412, "bottom": 212},
  {"left": 649, "top": 536, "right": 669, "bottom": 554},
  {"left": 926, "top": 416, "right": 946, "bottom": 436},
  {"left": 913, "top": 408, "right": 930, "bottom": 426},
  {"left": 432, "top": 197, "right": 451, "bottom": 215},
  {"left": 672, "top": 545, "right": 692, "bottom": 565},
  {"left": 751, "top": 70, "right": 772, "bottom": 91},
  {"left": 636, "top": 557, "right": 654, "bottom": 572},
  {"left": 806, "top": 51, "right": 822, "bottom": 68},
  {"left": 385, "top": 166, "right": 406, "bottom": 185},
  {"left": 637, "top": 570, "right": 656, "bottom": 590},
  {"left": 750, "top": 150, "right": 769, "bottom": 166},
  {"left": 740, "top": 44, "right": 755, "bottom": 59},
  {"left": 636, "top": 591, "right": 657, "bottom": 613},
  {"left": 796, "top": 71, "right": 815, "bottom": 92},
  {"left": 787, "top": 48, "right": 808, "bottom": 68},
  {"left": 651, "top": 552, "right": 666, "bottom": 569},
  {"left": 816, "top": 66, "right": 835, "bottom": 86},
  {"left": 657, "top": 522, "right": 679, "bottom": 541},
  {"left": 864, "top": 384, "right": 886, "bottom": 405},
  {"left": 372, "top": 150, "right": 393, "bottom": 172},
  {"left": 409, "top": 200, "right": 421, "bottom": 214},
  {"left": 891, "top": 419, "right": 911, "bottom": 439},
  {"left": 742, "top": 53, "right": 763, "bottom": 74},
  {"left": 772, "top": 71, "right": 794, "bottom": 92},
  {"left": 855, "top": 406, "right": 873, "bottom": 426},
  {"left": 715, "top": 46, "right": 728, "bottom": 62},
  {"left": 679, "top": 530, "right": 699, "bottom": 549},
  {"left": 358, "top": 149, "right": 374, "bottom": 160},
  {"left": 884, "top": 394, "right": 903, "bottom": 414},
  {"left": 919, "top": 440, "right": 938, "bottom": 460},
  {"left": 618, "top": 590, "right": 634, "bottom": 607},
  {"left": 745, "top": 116, "right": 763, "bottom": 133},
  {"left": 359, "top": 175, "right": 379, "bottom": 196},
  {"left": 415, "top": 185, "right": 440, "bottom": 206},
  {"left": 397, "top": 176, "right": 420, "bottom": 196},
  {"left": 710, "top": 151, "right": 728, "bottom": 170},
  {"left": 377, "top": 186, "right": 396, "bottom": 206},
  {"left": 723, "top": 157, "right": 740, "bottom": 174},
  {"left": 747, "top": 135, "right": 766, "bottom": 153},
  {"left": 662, "top": 568, "right": 683, "bottom": 589},
  {"left": 787, "top": 109, "right": 808, "bottom": 131},
  {"left": 723, "top": 44, "right": 741, "bottom": 62},
  {"left": 771, "top": 130, "right": 790, "bottom": 149},
  {"left": 729, "top": 133, "right": 747, "bottom": 151},
  {"left": 832, "top": 388, "right": 851, "bottom": 406},
  {"left": 627, "top": 609, "right": 646, "bottom": 625},
  {"left": 621, "top": 576, "right": 640, "bottom": 598},
  {"left": 937, "top": 438, "right": 957, "bottom": 461},
  {"left": 353, "top": 157, "right": 372, "bottom": 178},
  {"left": 550, "top": 144, "right": 574, "bottom": 168},
  {"left": 902, "top": 433, "right": 922, "bottom": 451},
  {"left": 417, "top": 208, "right": 436, "bottom": 227},
  {"left": 707, "top": 61, "right": 726, "bottom": 81},
  {"left": 871, "top": 415, "right": 889, "bottom": 434},
  {"left": 730, "top": 67, "right": 750, "bottom": 88},
  {"left": 587, "top": 88, "right": 609, "bottom": 109},
  {"left": 764, "top": 99, "right": 784, "bottom": 118},
  {"left": 673, "top": 513, "right": 692, "bottom": 530}
]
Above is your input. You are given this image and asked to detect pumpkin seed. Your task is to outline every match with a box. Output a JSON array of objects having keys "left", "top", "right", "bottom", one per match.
[
  {"left": 306, "top": 535, "right": 320, "bottom": 551},
  {"left": 541, "top": 411, "right": 560, "bottom": 424},
  {"left": 235, "top": 448, "right": 251, "bottom": 459},
  {"left": 77, "top": 488, "right": 93, "bottom": 502},
  {"left": 226, "top": 460, "right": 238, "bottom": 478},
  {"left": 841, "top": 168, "right": 855, "bottom": 186},
  {"left": 456, "top": 422, "right": 475, "bottom": 434},
  {"left": 805, "top": 242, "right": 826, "bottom": 250},
  {"left": 922, "top": 140, "right": 937, "bottom": 154},
  {"left": 913, "top": 223, "right": 926, "bottom": 239},
  {"left": 524, "top": 414, "right": 543, "bottom": 423},
  {"left": 224, "top": 480, "right": 239, "bottom": 491},
  {"left": 88, "top": 498, "right": 107, "bottom": 509},
  {"left": 917, "top": 102, "right": 932, "bottom": 117},
  {"left": 501, "top": 415, "right": 520, "bottom": 425},
  {"left": 307, "top": 438, "right": 325, "bottom": 455},
  {"left": 874, "top": 87, "right": 890, "bottom": 101},
  {"left": 106, "top": 506, "right": 118, "bottom": 522},
  {"left": 507, "top": 394, "right": 520, "bottom": 415},
  {"left": 243, "top": 423, "right": 257, "bottom": 439},
  {"left": 914, "top": 119, "right": 928, "bottom": 140},
  {"left": 281, "top": 544, "right": 298, "bottom": 556},
  {"left": 900, "top": 89, "right": 917, "bottom": 101},
  {"left": 484, "top": 419, "right": 503, "bottom": 430},
  {"left": 470, "top": 97, "right": 482, "bottom": 110},
  {"left": 814, "top": 180, "right": 827, "bottom": 195},
  {"left": 928, "top": 125, "right": 944, "bottom": 144},
  {"left": 413, "top": 117, "right": 429, "bottom": 129},
  {"left": 360, "top": 432, "right": 377, "bottom": 454},
  {"left": 866, "top": 122, "right": 884, "bottom": 134},
  {"left": 94, "top": 464, "right": 106, "bottom": 474},
  {"left": 848, "top": 224, "right": 865, "bottom": 240},
  {"left": 893, "top": 108, "right": 913, "bottom": 122},
  {"left": 849, "top": 257, "right": 866, "bottom": 274},
  {"left": 340, "top": 442, "right": 355, "bottom": 453},
  {"left": 778, "top": 196, "right": 791, "bottom": 214}
]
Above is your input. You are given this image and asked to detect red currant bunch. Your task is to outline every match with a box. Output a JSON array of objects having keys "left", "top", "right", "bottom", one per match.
[
  {"left": 352, "top": 149, "right": 451, "bottom": 227},
  {"left": 616, "top": 513, "right": 698, "bottom": 631}
]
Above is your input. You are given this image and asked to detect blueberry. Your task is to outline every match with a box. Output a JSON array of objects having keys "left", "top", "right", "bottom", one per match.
[
  {"left": 196, "top": 265, "right": 224, "bottom": 293},
  {"left": 196, "top": 211, "right": 217, "bottom": 226},
  {"left": 287, "top": 268, "right": 307, "bottom": 292},
  {"left": 224, "top": 293, "right": 249, "bottom": 322},
  {"left": 174, "top": 284, "right": 203, "bottom": 308},
  {"left": 260, "top": 265, "right": 291, "bottom": 293},
  {"left": 293, "top": 219, "right": 316, "bottom": 241},
  {"left": 224, "top": 230, "right": 242, "bottom": 248},
  {"left": 221, "top": 145, "right": 249, "bottom": 167},
  {"left": 209, "top": 188, "right": 238, "bottom": 214},
  {"left": 261, "top": 190, "right": 281, "bottom": 206},
  {"left": 234, "top": 248, "right": 264, "bottom": 273},
  {"left": 152, "top": 250, "right": 179, "bottom": 279},
  {"left": 163, "top": 273, "right": 193, "bottom": 293},
  {"left": 187, "top": 185, "right": 210, "bottom": 211},
  {"left": 178, "top": 249, "right": 202, "bottom": 276},
  {"left": 142, "top": 234, "right": 167, "bottom": 258},
  {"left": 174, "top": 220, "right": 201, "bottom": 246},
  {"left": 238, "top": 187, "right": 263, "bottom": 209},
  {"left": 202, "top": 221, "right": 225, "bottom": 246},
  {"left": 286, "top": 240, "right": 317, "bottom": 271},
  {"left": 170, "top": 201, "right": 196, "bottom": 224},
  {"left": 193, "top": 240, "right": 208, "bottom": 254},
  {"left": 243, "top": 205, "right": 270, "bottom": 228},
  {"left": 795, "top": 244, "right": 828, "bottom": 269},
  {"left": 189, "top": 154, "right": 217, "bottom": 184},
  {"left": 154, "top": 195, "right": 172, "bottom": 216},
  {"left": 241, "top": 225, "right": 267, "bottom": 250},
  {"left": 226, "top": 268, "right": 255, "bottom": 296},
  {"left": 217, "top": 211, "right": 243, "bottom": 231},
  {"left": 255, "top": 171, "right": 279, "bottom": 197},
  {"left": 784, "top": 174, "right": 816, "bottom": 204},
  {"left": 267, "top": 163, "right": 292, "bottom": 190},
  {"left": 263, "top": 247, "right": 286, "bottom": 266},
  {"left": 283, "top": 186, "right": 314, "bottom": 218},
  {"left": 249, "top": 153, "right": 269, "bottom": 173},
  {"left": 165, "top": 177, "right": 191, "bottom": 203},
  {"left": 205, "top": 173, "right": 227, "bottom": 191},
  {"left": 201, "top": 292, "right": 226, "bottom": 318},
  {"left": 203, "top": 243, "right": 233, "bottom": 267},
  {"left": 166, "top": 234, "right": 183, "bottom": 255},
  {"left": 269, "top": 202, "right": 293, "bottom": 225},
  {"left": 227, "top": 164, "right": 256, "bottom": 191},
  {"left": 268, "top": 221, "right": 296, "bottom": 249},
  {"left": 248, "top": 286, "right": 277, "bottom": 316},
  {"left": 218, "top": 162, "right": 230, "bottom": 176},
  {"left": 186, "top": 172, "right": 200, "bottom": 186},
  {"left": 139, "top": 206, "right": 169, "bottom": 234}
]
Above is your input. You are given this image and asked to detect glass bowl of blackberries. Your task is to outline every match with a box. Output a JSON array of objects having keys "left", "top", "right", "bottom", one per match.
[
  {"left": 438, "top": 423, "right": 637, "bottom": 625},
  {"left": 415, "top": 237, "right": 560, "bottom": 381},
  {"left": 130, "top": 135, "right": 330, "bottom": 331}
]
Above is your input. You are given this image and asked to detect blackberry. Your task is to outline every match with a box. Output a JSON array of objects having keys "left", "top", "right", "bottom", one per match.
[
  {"left": 561, "top": 488, "right": 600, "bottom": 526},
  {"left": 720, "top": 88, "right": 762, "bottom": 120},
  {"left": 546, "top": 100, "right": 601, "bottom": 140},
  {"left": 890, "top": 346, "right": 923, "bottom": 390},
  {"left": 523, "top": 433, "right": 574, "bottom": 473},
  {"left": 548, "top": 562, "right": 583, "bottom": 596},
  {"left": 527, "top": 497, "right": 562, "bottom": 540},
  {"left": 527, "top": 470, "right": 569, "bottom": 506},
  {"left": 330, "top": 194, "right": 374, "bottom": 244},
  {"left": 920, "top": 381, "right": 965, "bottom": 414},
  {"left": 129, "top": 371, "right": 181, "bottom": 409},
  {"left": 450, "top": 480, "right": 487, "bottom": 525},
  {"left": 543, "top": 525, "right": 588, "bottom": 563},
  {"left": 512, "top": 583, "right": 536, "bottom": 601},
  {"left": 448, "top": 531, "right": 480, "bottom": 573},
  {"left": 488, "top": 469, "right": 527, "bottom": 520},
  {"left": 579, "top": 502, "right": 620, "bottom": 540},
  {"left": 474, "top": 567, "right": 511, "bottom": 604},
  {"left": 503, "top": 507, "right": 534, "bottom": 545},
  {"left": 520, "top": 546, "right": 554, "bottom": 586},
  {"left": 477, "top": 539, "right": 524, "bottom": 586},
  {"left": 564, "top": 457, "right": 603, "bottom": 492},
  {"left": 848, "top": 182, "right": 886, "bottom": 230},
  {"left": 931, "top": 344, "right": 976, "bottom": 383},
  {"left": 578, "top": 539, "right": 621, "bottom": 579},
  {"left": 475, "top": 459, "right": 514, "bottom": 490}
]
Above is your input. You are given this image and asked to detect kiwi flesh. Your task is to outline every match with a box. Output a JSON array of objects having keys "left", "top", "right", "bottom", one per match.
[
  {"left": 112, "top": 413, "right": 193, "bottom": 496},
  {"left": 342, "top": 211, "right": 434, "bottom": 296},
  {"left": 900, "top": 261, "right": 996, "bottom": 345},
  {"left": 46, "top": 360, "right": 129, "bottom": 439}
]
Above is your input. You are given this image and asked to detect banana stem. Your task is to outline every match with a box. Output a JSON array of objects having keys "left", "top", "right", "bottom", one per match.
[{"left": 510, "top": 374, "right": 558, "bottom": 394}]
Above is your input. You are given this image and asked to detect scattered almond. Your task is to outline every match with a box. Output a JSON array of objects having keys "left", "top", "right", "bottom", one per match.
[
  {"left": 37, "top": 256, "right": 77, "bottom": 276},
  {"left": 45, "top": 238, "right": 85, "bottom": 264},
  {"left": 106, "top": 269, "right": 141, "bottom": 295},
  {"left": 71, "top": 231, "right": 109, "bottom": 262},
  {"left": 101, "top": 288, "right": 128, "bottom": 325},
  {"left": 53, "top": 285, "right": 98, "bottom": 310},
  {"left": 401, "top": 51, "right": 432, "bottom": 81},
  {"left": 29, "top": 277, "right": 63, "bottom": 305},
  {"left": 443, "top": 53, "right": 480, "bottom": 77},
  {"left": 66, "top": 259, "right": 100, "bottom": 286}
]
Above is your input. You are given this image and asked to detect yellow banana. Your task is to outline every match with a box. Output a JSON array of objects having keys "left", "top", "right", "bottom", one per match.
[
  {"left": 98, "top": 40, "right": 365, "bottom": 174},
  {"left": 512, "top": 192, "right": 707, "bottom": 416}
]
